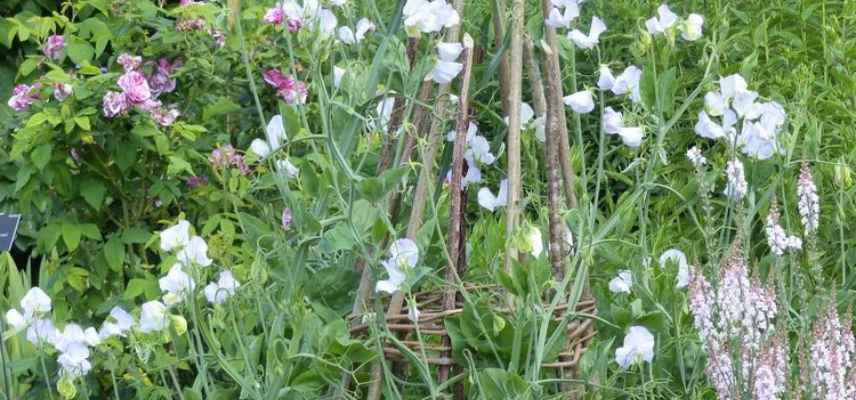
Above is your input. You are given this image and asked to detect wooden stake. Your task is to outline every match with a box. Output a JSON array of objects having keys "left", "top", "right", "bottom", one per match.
[
  {"left": 440, "top": 33, "right": 474, "bottom": 384},
  {"left": 504, "top": 0, "right": 524, "bottom": 276}
]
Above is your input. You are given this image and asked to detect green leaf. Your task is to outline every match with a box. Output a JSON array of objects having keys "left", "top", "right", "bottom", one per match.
[
  {"left": 80, "top": 179, "right": 106, "bottom": 210},
  {"left": 121, "top": 227, "right": 150, "bottom": 244},
  {"left": 74, "top": 116, "right": 91, "bottom": 131},
  {"left": 167, "top": 156, "right": 194, "bottom": 176},
  {"left": 202, "top": 97, "right": 240, "bottom": 120},
  {"left": 79, "top": 223, "right": 102, "bottom": 240},
  {"left": 77, "top": 18, "right": 111, "bottom": 57},
  {"left": 319, "top": 224, "right": 356, "bottom": 253},
  {"left": 62, "top": 222, "right": 82, "bottom": 251},
  {"left": 104, "top": 236, "right": 125, "bottom": 272},
  {"left": 31, "top": 143, "right": 52, "bottom": 170},
  {"left": 124, "top": 278, "right": 158, "bottom": 300},
  {"left": 65, "top": 35, "right": 94, "bottom": 66}
]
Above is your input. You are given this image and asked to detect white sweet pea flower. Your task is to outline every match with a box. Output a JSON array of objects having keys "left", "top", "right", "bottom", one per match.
[
  {"left": 160, "top": 220, "right": 191, "bottom": 252},
  {"left": 375, "top": 239, "right": 419, "bottom": 294},
  {"left": 567, "top": 16, "right": 606, "bottom": 49},
  {"left": 99, "top": 306, "right": 135, "bottom": 339},
  {"left": 465, "top": 135, "right": 496, "bottom": 165},
  {"left": 407, "top": 303, "right": 420, "bottom": 322},
  {"left": 336, "top": 26, "right": 356, "bottom": 44},
  {"left": 250, "top": 139, "right": 273, "bottom": 158},
  {"left": 615, "top": 325, "right": 655, "bottom": 368},
  {"left": 694, "top": 111, "right": 726, "bottom": 140},
  {"left": 251, "top": 115, "right": 287, "bottom": 159},
  {"left": 57, "top": 342, "right": 92, "bottom": 377},
  {"left": 460, "top": 157, "right": 482, "bottom": 188},
  {"left": 20, "top": 287, "right": 52, "bottom": 320},
  {"left": 545, "top": 5, "right": 578, "bottom": 29},
  {"left": 597, "top": 65, "right": 615, "bottom": 91},
  {"left": 608, "top": 270, "right": 632, "bottom": 293},
  {"left": 333, "top": 66, "right": 346, "bottom": 88},
  {"left": 659, "top": 248, "right": 689, "bottom": 289},
  {"left": 431, "top": 61, "right": 463, "bottom": 84},
  {"left": 437, "top": 42, "right": 463, "bottom": 61},
  {"left": 732, "top": 90, "right": 760, "bottom": 118},
  {"left": 177, "top": 236, "right": 213, "bottom": 267},
  {"left": 204, "top": 271, "right": 240, "bottom": 305},
  {"left": 618, "top": 127, "right": 644, "bottom": 148},
  {"left": 5, "top": 309, "right": 25, "bottom": 330},
  {"left": 563, "top": 90, "right": 595, "bottom": 113},
  {"left": 504, "top": 102, "right": 535, "bottom": 131},
  {"left": 611, "top": 66, "right": 642, "bottom": 103},
  {"left": 316, "top": 9, "right": 338, "bottom": 36},
  {"left": 524, "top": 226, "right": 544, "bottom": 258},
  {"left": 446, "top": 121, "right": 477, "bottom": 142},
  {"left": 645, "top": 4, "right": 678, "bottom": 35},
  {"left": 704, "top": 91, "right": 727, "bottom": 117},
  {"left": 355, "top": 18, "right": 375, "bottom": 41},
  {"left": 403, "top": 0, "right": 460, "bottom": 35},
  {"left": 331, "top": 0, "right": 347, "bottom": 6},
  {"left": 375, "top": 96, "right": 396, "bottom": 132},
  {"left": 159, "top": 264, "right": 196, "bottom": 305},
  {"left": 26, "top": 319, "right": 57, "bottom": 346},
  {"left": 276, "top": 159, "right": 300, "bottom": 178},
  {"left": 533, "top": 115, "right": 547, "bottom": 143},
  {"left": 719, "top": 74, "right": 748, "bottom": 100},
  {"left": 138, "top": 301, "right": 169, "bottom": 333},
  {"left": 602, "top": 107, "right": 623, "bottom": 134},
  {"left": 680, "top": 13, "right": 704, "bottom": 41},
  {"left": 477, "top": 179, "right": 508, "bottom": 212},
  {"left": 738, "top": 121, "right": 778, "bottom": 160}
]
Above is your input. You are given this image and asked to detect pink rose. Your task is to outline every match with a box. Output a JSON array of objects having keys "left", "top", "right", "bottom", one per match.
[
  {"left": 264, "top": 7, "right": 283, "bottom": 24},
  {"left": 102, "top": 91, "right": 129, "bottom": 118},
  {"left": 43, "top": 35, "right": 64, "bottom": 60},
  {"left": 52, "top": 83, "right": 73, "bottom": 101},
  {"left": 7, "top": 84, "right": 39, "bottom": 112},
  {"left": 117, "top": 53, "right": 142, "bottom": 72},
  {"left": 117, "top": 71, "right": 152, "bottom": 104}
]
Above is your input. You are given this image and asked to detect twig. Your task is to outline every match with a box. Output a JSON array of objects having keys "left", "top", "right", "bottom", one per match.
[
  {"left": 504, "top": 0, "right": 524, "bottom": 276},
  {"left": 539, "top": 0, "right": 578, "bottom": 210},
  {"left": 441, "top": 32, "right": 475, "bottom": 385},
  {"left": 491, "top": 0, "right": 511, "bottom": 114},
  {"left": 524, "top": 35, "right": 547, "bottom": 117},
  {"left": 540, "top": 40, "right": 569, "bottom": 280}
]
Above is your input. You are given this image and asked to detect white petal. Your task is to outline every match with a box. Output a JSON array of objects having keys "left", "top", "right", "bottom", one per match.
[
  {"left": 20, "top": 287, "right": 52, "bottom": 319},
  {"left": 704, "top": 91, "right": 726, "bottom": 117},
  {"left": 266, "top": 114, "right": 286, "bottom": 149},
  {"left": 563, "top": 90, "right": 595, "bottom": 113},
  {"left": 337, "top": 26, "right": 356, "bottom": 44},
  {"left": 430, "top": 61, "right": 463, "bottom": 84},
  {"left": 436, "top": 42, "right": 463, "bottom": 61},
  {"left": 159, "top": 220, "right": 190, "bottom": 252},
  {"left": 719, "top": 74, "right": 748, "bottom": 100},
  {"left": 355, "top": 18, "right": 375, "bottom": 41},
  {"left": 602, "top": 107, "right": 623, "bottom": 135},
  {"left": 618, "top": 127, "right": 644, "bottom": 148},
  {"left": 250, "top": 139, "right": 272, "bottom": 158},
  {"left": 5, "top": 309, "right": 26, "bottom": 330},
  {"left": 597, "top": 65, "right": 615, "bottom": 91},
  {"left": 333, "top": 66, "right": 346, "bottom": 88}
]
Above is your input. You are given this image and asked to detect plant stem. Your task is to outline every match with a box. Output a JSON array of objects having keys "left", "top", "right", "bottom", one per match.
[{"left": 39, "top": 353, "right": 55, "bottom": 400}]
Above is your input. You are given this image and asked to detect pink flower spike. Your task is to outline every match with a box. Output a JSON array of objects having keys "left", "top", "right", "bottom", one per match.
[{"left": 43, "top": 35, "right": 65, "bottom": 60}]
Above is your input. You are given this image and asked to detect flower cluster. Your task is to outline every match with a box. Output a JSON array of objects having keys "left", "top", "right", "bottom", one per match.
[
  {"left": 7, "top": 83, "right": 41, "bottom": 112},
  {"left": 402, "top": 0, "right": 459, "bottom": 36},
  {"left": 765, "top": 199, "right": 802, "bottom": 256},
  {"left": 688, "top": 244, "right": 786, "bottom": 399},
  {"left": 797, "top": 162, "right": 820, "bottom": 235},
  {"left": 263, "top": 69, "right": 307, "bottom": 105},
  {"left": 4, "top": 288, "right": 134, "bottom": 380},
  {"left": 445, "top": 122, "right": 496, "bottom": 189},
  {"left": 615, "top": 325, "right": 655, "bottom": 369},
  {"left": 102, "top": 53, "right": 181, "bottom": 126},
  {"left": 597, "top": 64, "right": 647, "bottom": 147},
  {"left": 209, "top": 145, "right": 252, "bottom": 176},
  {"left": 645, "top": 4, "right": 704, "bottom": 41},
  {"left": 695, "top": 74, "right": 787, "bottom": 160},
  {"left": 809, "top": 305, "right": 856, "bottom": 400},
  {"left": 158, "top": 220, "right": 240, "bottom": 306},
  {"left": 337, "top": 18, "right": 375, "bottom": 45},
  {"left": 375, "top": 238, "right": 419, "bottom": 294},
  {"left": 42, "top": 34, "right": 65, "bottom": 60},
  {"left": 723, "top": 158, "right": 747, "bottom": 201},
  {"left": 263, "top": 0, "right": 339, "bottom": 36},
  {"left": 686, "top": 146, "right": 707, "bottom": 167}
]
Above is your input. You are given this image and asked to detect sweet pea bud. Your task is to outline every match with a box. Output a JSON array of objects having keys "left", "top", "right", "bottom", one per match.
[
  {"left": 834, "top": 161, "right": 852, "bottom": 189},
  {"left": 170, "top": 315, "right": 187, "bottom": 336},
  {"left": 58, "top": 375, "right": 77, "bottom": 399}
]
